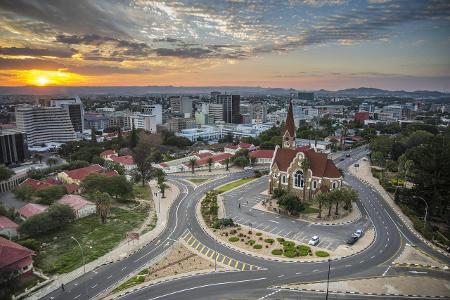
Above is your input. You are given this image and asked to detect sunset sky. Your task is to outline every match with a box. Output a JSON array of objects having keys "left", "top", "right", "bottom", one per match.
[{"left": 0, "top": 0, "right": 449, "bottom": 91}]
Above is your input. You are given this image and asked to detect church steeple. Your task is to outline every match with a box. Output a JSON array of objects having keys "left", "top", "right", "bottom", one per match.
[{"left": 283, "top": 101, "right": 296, "bottom": 149}]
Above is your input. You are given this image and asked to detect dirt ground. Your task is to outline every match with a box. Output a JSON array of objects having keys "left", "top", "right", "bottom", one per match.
[
  {"left": 394, "top": 244, "right": 448, "bottom": 268},
  {"left": 284, "top": 276, "right": 450, "bottom": 297}
]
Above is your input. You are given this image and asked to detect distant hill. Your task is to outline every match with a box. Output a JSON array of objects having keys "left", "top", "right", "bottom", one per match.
[{"left": 0, "top": 85, "right": 448, "bottom": 98}]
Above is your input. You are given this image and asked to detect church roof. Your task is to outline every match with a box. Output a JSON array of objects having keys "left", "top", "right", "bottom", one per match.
[
  {"left": 272, "top": 147, "right": 341, "bottom": 178},
  {"left": 284, "top": 101, "right": 296, "bottom": 137}
]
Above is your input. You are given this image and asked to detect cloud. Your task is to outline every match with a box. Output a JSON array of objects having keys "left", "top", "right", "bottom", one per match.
[{"left": 0, "top": 47, "right": 76, "bottom": 58}]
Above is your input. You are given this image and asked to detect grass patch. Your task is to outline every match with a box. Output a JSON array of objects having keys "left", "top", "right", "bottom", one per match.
[
  {"left": 272, "top": 249, "right": 283, "bottom": 255},
  {"left": 315, "top": 250, "right": 330, "bottom": 257},
  {"left": 302, "top": 205, "right": 320, "bottom": 214},
  {"left": 133, "top": 184, "right": 151, "bottom": 200},
  {"left": 29, "top": 207, "right": 147, "bottom": 274},
  {"left": 114, "top": 274, "right": 146, "bottom": 292},
  {"left": 142, "top": 211, "right": 158, "bottom": 235},
  {"left": 264, "top": 238, "right": 274, "bottom": 244},
  {"left": 215, "top": 177, "right": 255, "bottom": 194},
  {"left": 187, "top": 178, "right": 208, "bottom": 185},
  {"left": 253, "top": 244, "right": 262, "bottom": 249},
  {"left": 228, "top": 236, "right": 239, "bottom": 242}
]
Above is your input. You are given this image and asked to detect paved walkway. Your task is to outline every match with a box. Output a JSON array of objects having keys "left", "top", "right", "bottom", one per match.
[{"left": 27, "top": 181, "right": 179, "bottom": 300}]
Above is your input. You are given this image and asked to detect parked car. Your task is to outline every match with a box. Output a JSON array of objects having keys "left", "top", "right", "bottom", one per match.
[
  {"left": 346, "top": 236, "right": 358, "bottom": 245},
  {"left": 352, "top": 229, "right": 363, "bottom": 238},
  {"left": 346, "top": 153, "right": 351, "bottom": 157},
  {"left": 308, "top": 236, "right": 320, "bottom": 246},
  {"left": 340, "top": 157, "right": 345, "bottom": 161},
  {"left": 244, "top": 166, "right": 253, "bottom": 171}
]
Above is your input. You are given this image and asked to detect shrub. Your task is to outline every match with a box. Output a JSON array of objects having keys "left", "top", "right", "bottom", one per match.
[
  {"left": 272, "top": 249, "right": 283, "bottom": 255},
  {"left": 297, "top": 245, "right": 310, "bottom": 256},
  {"left": 212, "top": 218, "right": 235, "bottom": 229},
  {"left": 256, "top": 232, "right": 262, "bottom": 236},
  {"left": 282, "top": 241, "right": 295, "bottom": 248},
  {"left": 253, "top": 244, "right": 262, "bottom": 249},
  {"left": 264, "top": 238, "right": 274, "bottom": 244},
  {"left": 18, "top": 238, "right": 40, "bottom": 251},
  {"left": 315, "top": 250, "right": 330, "bottom": 257},
  {"left": 248, "top": 240, "right": 256, "bottom": 245},
  {"left": 228, "top": 236, "right": 239, "bottom": 242},
  {"left": 276, "top": 237, "right": 285, "bottom": 243},
  {"left": 283, "top": 250, "right": 297, "bottom": 258}
]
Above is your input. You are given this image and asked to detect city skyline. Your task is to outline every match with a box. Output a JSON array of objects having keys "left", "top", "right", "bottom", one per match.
[{"left": 0, "top": 0, "right": 449, "bottom": 91}]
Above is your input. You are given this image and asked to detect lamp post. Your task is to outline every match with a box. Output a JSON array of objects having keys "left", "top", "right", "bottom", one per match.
[
  {"left": 71, "top": 236, "right": 88, "bottom": 298},
  {"left": 417, "top": 196, "right": 428, "bottom": 233},
  {"left": 214, "top": 237, "right": 217, "bottom": 271},
  {"left": 325, "top": 258, "right": 331, "bottom": 300}
]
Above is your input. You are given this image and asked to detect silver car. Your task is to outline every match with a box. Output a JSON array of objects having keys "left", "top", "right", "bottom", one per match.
[{"left": 308, "top": 235, "right": 320, "bottom": 246}]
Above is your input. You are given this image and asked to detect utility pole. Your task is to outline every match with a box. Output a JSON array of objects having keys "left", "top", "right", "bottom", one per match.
[
  {"left": 325, "top": 258, "right": 331, "bottom": 300},
  {"left": 418, "top": 196, "right": 428, "bottom": 233}
]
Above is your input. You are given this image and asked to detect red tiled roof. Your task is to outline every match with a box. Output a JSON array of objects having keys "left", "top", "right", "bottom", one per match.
[
  {"left": 272, "top": 147, "right": 341, "bottom": 178},
  {"left": 65, "top": 164, "right": 103, "bottom": 181},
  {"left": 17, "top": 203, "right": 48, "bottom": 219},
  {"left": 196, "top": 153, "right": 233, "bottom": 166},
  {"left": 238, "top": 142, "right": 252, "bottom": 149},
  {"left": 45, "top": 177, "right": 60, "bottom": 185},
  {"left": 224, "top": 144, "right": 238, "bottom": 150},
  {"left": 104, "top": 170, "right": 119, "bottom": 177},
  {"left": 197, "top": 152, "right": 213, "bottom": 159},
  {"left": 0, "top": 216, "right": 18, "bottom": 230},
  {"left": 110, "top": 155, "right": 135, "bottom": 165},
  {"left": 0, "top": 237, "right": 34, "bottom": 270},
  {"left": 284, "top": 101, "right": 296, "bottom": 137},
  {"left": 250, "top": 150, "right": 274, "bottom": 159},
  {"left": 159, "top": 163, "right": 168, "bottom": 167},
  {"left": 100, "top": 149, "right": 116, "bottom": 157},
  {"left": 20, "top": 178, "right": 54, "bottom": 191},
  {"left": 64, "top": 183, "right": 80, "bottom": 193},
  {"left": 58, "top": 195, "right": 94, "bottom": 211}
]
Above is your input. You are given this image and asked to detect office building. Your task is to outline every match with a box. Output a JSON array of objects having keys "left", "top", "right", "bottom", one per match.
[
  {"left": 15, "top": 105, "right": 76, "bottom": 146},
  {"left": 170, "top": 96, "right": 193, "bottom": 115},
  {"left": 208, "top": 103, "right": 224, "bottom": 123},
  {"left": 46, "top": 97, "right": 84, "bottom": 133},
  {"left": 140, "top": 104, "right": 162, "bottom": 124},
  {"left": 214, "top": 94, "right": 241, "bottom": 123},
  {"left": 129, "top": 113, "right": 157, "bottom": 133},
  {"left": 168, "top": 117, "right": 196, "bottom": 132},
  {"left": 0, "top": 129, "right": 29, "bottom": 165},
  {"left": 106, "top": 111, "right": 131, "bottom": 130},
  {"left": 84, "top": 112, "right": 109, "bottom": 130}
]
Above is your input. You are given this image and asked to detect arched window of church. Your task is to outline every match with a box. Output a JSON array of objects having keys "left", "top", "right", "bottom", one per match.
[
  {"left": 312, "top": 180, "right": 317, "bottom": 189},
  {"left": 332, "top": 181, "right": 337, "bottom": 189},
  {"left": 282, "top": 175, "right": 286, "bottom": 183},
  {"left": 294, "top": 170, "right": 304, "bottom": 188}
]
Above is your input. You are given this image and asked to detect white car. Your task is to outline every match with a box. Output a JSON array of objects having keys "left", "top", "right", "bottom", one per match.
[
  {"left": 352, "top": 229, "right": 363, "bottom": 238},
  {"left": 308, "top": 236, "right": 320, "bottom": 246},
  {"left": 244, "top": 166, "right": 253, "bottom": 171}
]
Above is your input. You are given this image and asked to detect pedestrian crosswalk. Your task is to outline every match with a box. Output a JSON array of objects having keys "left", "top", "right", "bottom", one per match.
[{"left": 181, "top": 231, "right": 260, "bottom": 271}]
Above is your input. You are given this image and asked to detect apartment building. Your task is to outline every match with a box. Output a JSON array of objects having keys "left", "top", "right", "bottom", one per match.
[{"left": 0, "top": 129, "right": 29, "bottom": 165}]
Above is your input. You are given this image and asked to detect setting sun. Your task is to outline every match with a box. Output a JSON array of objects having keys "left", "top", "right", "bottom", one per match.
[{"left": 12, "top": 69, "right": 86, "bottom": 86}]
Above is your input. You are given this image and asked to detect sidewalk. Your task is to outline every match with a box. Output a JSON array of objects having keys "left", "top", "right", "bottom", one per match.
[
  {"left": 169, "top": 167, "right": 244, "bottom": 177},
  {"left": 348, "top": 159, "right": 449, "bottom": 258},
  {"left": 26, "top": 181, "right": 179, "bottom": 300}
]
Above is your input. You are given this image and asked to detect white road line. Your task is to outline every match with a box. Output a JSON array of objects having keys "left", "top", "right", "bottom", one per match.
[
  {"left": 74, "top": 295, "right": 81, "bottom": 299},
  {"left": 107, "top": 275, "right": 112, "bottom": 279},
  {"left": 91, "top": 283, "right": 97, "bottom": 288},
  {"left": 259, "top": 289, "right": 280, "bottom": 299},
  {"left": 269, "top": 220, "right": 279, "bottom": 224},
  {"left": 382, "top": 266, "right": 391, "bottom": 276},
  {"left": 148, "top": 277, "right": 267, "bottom": 300}
]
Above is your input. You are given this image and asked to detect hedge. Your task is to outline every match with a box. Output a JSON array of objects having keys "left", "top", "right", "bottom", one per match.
[
  {"left": 253, "top": 244, "right": 262, "bottom": 249},
  {"left": 228, "top": 236, "right": 239, "bottom": 242},
  {"left": 264, "top": 238, "right": 274, "bottom": 244},
  {"left": 272, "top": 249, "right": 283, "bottom": 255},
  {"left": 315, "top": 250, "right": 330, "bottom": 257}
]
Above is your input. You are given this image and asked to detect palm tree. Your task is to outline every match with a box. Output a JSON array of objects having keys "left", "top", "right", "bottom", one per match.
[
  {"left": 207, "top": 157, "right": 214, "bottom": 172},
  {"left": 250, "top": 156, "right": 256, "bottom": 167},
  {"left": 314, "top": 193, "right": 326, "bottom": 219},
  {"left": 34, "top": 153, "right": 43, "bottom": 164},
  {"left": 158, "top": 182, "right": 170, "bottom": 198},
  {"left": 224, "top": 158, "right": 230, "bottom": 171},
  {"left": 189, "top": 158, "right": 197, "bottom": 174},
  {"left": 334, "top": 189, "right": 343, "bottom": 215},
  {"left": 94, "top": 191, "right": 111, "bottom": 224},
  {"left": 301, "top": 158, "right": 311, "bottom": 201},
  {"left": 47, "top": 157, "right": 58, "bottom": 167}
]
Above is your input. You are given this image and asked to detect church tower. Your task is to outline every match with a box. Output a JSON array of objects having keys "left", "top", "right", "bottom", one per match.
[{"left": 282, "top": 101, "right": 296, "bottom": 149}]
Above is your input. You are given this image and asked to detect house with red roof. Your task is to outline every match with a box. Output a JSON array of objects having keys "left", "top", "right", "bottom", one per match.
[
  {"left": 269, "top": 102, "right": 342, "bottom": 201},
  {"left": 249, "top": 150, "right": 275, "bottom": 165},
  {"left": 19, "top": 178, "right": 54, "bottom": 191},
  {"left": 0, "top": 217, "right": 19, "bottom": 238},
  {"left": 57, "top": 195, "right": 95, "bottom": 219},
  {"left": 17, "top": 203, "right": 48, "bottom": 220},
  {"left": 100, "top": 149, "right": 116, "bottom": 159},
  {"left": 108, "top": 155, "right": 137, "bottom": 172},
  {"left": 57, "top": 164, "right": 118, "bottom": 184},
  {"left": 64, "top": 183, "right": 81, "bottom": 194},
  {"left": 224, "top": 142, "right": 256, "bottom": 154},
  {"left": 0, "top": 237, "right": 34, "bottom": 280}
]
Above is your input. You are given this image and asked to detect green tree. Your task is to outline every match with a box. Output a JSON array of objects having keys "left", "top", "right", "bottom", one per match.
[
  {"left": 47, "top": 157, "right": 58, "bottom": 167},
  {"left": 67, "top": 160, "right": 90, "bottom": 170},
  {"left": 207, "top": 157, "right": 214, "bottom": 172},
  {"left": 224, "top": 157, "right": 230, "bottom": 171},
  {"left": 92, "top": 191, "right": 111, "bottom": 224},
  {"left": 314, "top": 192, "right": 326, "bottom": 218},
  {"left": 301, "top": 158, "right": 311, "bottom": 201},
  {"left": 0, "top": 165, "right": 14, "bottom": 181},
  {"left": 47, "top": 203, "right": 76, "bottom": 227},
  {"left": 189, "top": 158, "right": 197, "bottom": 174},
  {"left": 105, "top": 161, "right": 126, "bottom": 175},
  {"left": 34, "top": 153, "right": 43, "bottom": 164},
  {"left": 129, "top": 125, "right": 138, "bottom": 149},
  {"left": 233, "top": 156, "right": 249, "bottom": 168},
  {"left": 158, "top": 182, "right": 170, "bottom": 198},
  {"left": 132, "top": 134, "right": 161, "bottom": 186},
  {"left": 91, "top": 127, "right": 97, "bottom": 143},
  {"left": 13, "top": 185, "right": 35, "bottom": 201},
  {"left": 277, "top": 194, "right": 304, "bottom": 215},
  {"left": 35, "top": 185, "right": 67, "bottom": 205}
]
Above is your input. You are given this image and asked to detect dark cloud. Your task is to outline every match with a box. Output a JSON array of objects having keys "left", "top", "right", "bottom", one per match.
[
  {"left": 153, "top": 38, "right": 181, "bottom": 43},
  {"left": 153, "top": 47, "right": 213, "bottom": 58},
  {"left": 0, "top": 47, "right": 76, "bottom": 58}
]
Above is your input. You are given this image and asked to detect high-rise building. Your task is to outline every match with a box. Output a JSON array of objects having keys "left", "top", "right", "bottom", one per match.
[
  {"left": 214, "top": 94, "right": 241, "bottom": 123},
  {"left": 46, "top": 97, "right": 84, "bottom": 133},
  {"left": 140, "top": 104, "right": 162, "bottom": 125},
  {"left": 168, "top": 117, "right": 196, "bottom": 132},
  {"left": 170, "top": 96, "right": 193, "bottom": 115},
  {"left": 15, "top": 105, "right": 76, "bottom": 145},
  {"left": 0, "top": 129, "right": 29, "bottom": 165},
  {"left": 128, "top": 114, "right": 157, "bottom": 133},
  {"left": 208, "top": 103, "right": 224, "bottom": 123}
]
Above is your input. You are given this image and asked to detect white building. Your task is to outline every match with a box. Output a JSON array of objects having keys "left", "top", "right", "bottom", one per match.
[
  {"left": 170, "top": 96, "right": 193, "bottom": 115},
  {"left": 129, "top": 113, "right": 157, "bottom": 133},
  {"left": 15, "top": 105, "right": 76, "bottom": 146},
  {"left": 296, "top": 139, "right": 332, "bottom": 154},
  {"left": 140, "top": 104, "right": 162, "bottom": 125},
  {"left": 58, "top": 195, "right": 96, "bottom": 219},
  {"left": 176, "top": 125, "right": 223, "bottom": 142},
  {"left": 208, "top": 103, "right": 224, "bottom": 123}
]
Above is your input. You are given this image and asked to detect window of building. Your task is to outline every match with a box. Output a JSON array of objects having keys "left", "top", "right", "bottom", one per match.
[
  {"left": 312, "top": 180, "right": 317, "bottom": 189},
  {"left": 294, "top": 170, "right": 304, "bottom": 188},
  {"left": 332, "top": 181, "right": 337, "bottom": 189},
  {"left": 282, "top": 175, "right": 286, "bottom": 183}
]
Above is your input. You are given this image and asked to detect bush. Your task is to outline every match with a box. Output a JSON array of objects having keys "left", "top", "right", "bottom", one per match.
[
  {"left": 272, "top": 249, "right": 283, "bottom": 255},
  {"left": 283, "top": 250, "right": 297, "bottom": 258},
  {"left": 18, "top": 238, "right": 40, "bottom": 251},
  {"left": 297, "top": 245, "right": 310, "bottom": 256},
  {"left": 253, "top": 244, "right": 262, "bottom": 249},
  {"left": 264, "top": 238, "right": 274, "bottom": 244},
  {"left": 256, "top": 232, "right": 262, "bottom": 236},
  {"left": 212, "top": 218, "right": 235, "bottom": 229},
  {"left": 228, "top": 236, "right": 239, "bottom": 242},
  {"left": 282, "top": 241, "right": 295, "bottom": 248},
  {"left": 276, "top": 237, "right": 285, "bottom": 243},
  {"left": 315, "top": 250, "right": 330, "bottom": 257},
  {"left": 248, "top": 240, "right": 256, "bottom": 245}
]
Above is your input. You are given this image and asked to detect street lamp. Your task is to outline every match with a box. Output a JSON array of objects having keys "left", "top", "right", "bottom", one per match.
[
  {"left": 417, "top": 196, "right": 428, "bottom": 233},
  {"left": 325, "top": 258, "right": 331, "bottom": 300},
  {"left": 71, "top": 236, "right": 88, "bottom": 298}
]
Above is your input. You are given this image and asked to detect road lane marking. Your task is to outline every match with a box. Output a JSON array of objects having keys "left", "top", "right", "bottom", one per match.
[
  {"left": 91, "top": 283, "right": 97, "bottom": 288},
  {"left": 74, "top": 295, "right": 81, "bottom": 299},
  {"left": 382, "top": 266, "right": 391, "bottom": 276},
  {"left": 269, "top": 220, "right": 279, "bottom": 224},
  {"left": 107, "top": 275, "right": 112, "bottom": 279}
]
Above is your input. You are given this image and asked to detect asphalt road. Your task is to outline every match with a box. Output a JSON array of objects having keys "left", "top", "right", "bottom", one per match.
[{"left": 41, "top": 145, "right": 450, "bottom": 300}]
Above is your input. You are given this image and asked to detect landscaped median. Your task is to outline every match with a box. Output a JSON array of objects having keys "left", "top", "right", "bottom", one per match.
[{"left": 214, "top": 177, "right": 256, "bottom": 194}]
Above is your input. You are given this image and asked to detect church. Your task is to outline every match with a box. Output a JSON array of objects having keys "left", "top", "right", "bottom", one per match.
[{"left": 269, "top": 101, "right": 342, "bottom": 202}]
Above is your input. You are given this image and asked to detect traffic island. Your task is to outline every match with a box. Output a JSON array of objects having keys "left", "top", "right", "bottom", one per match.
[{"left": 277, "top": 276, "right": 450, "bottom": 298}]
